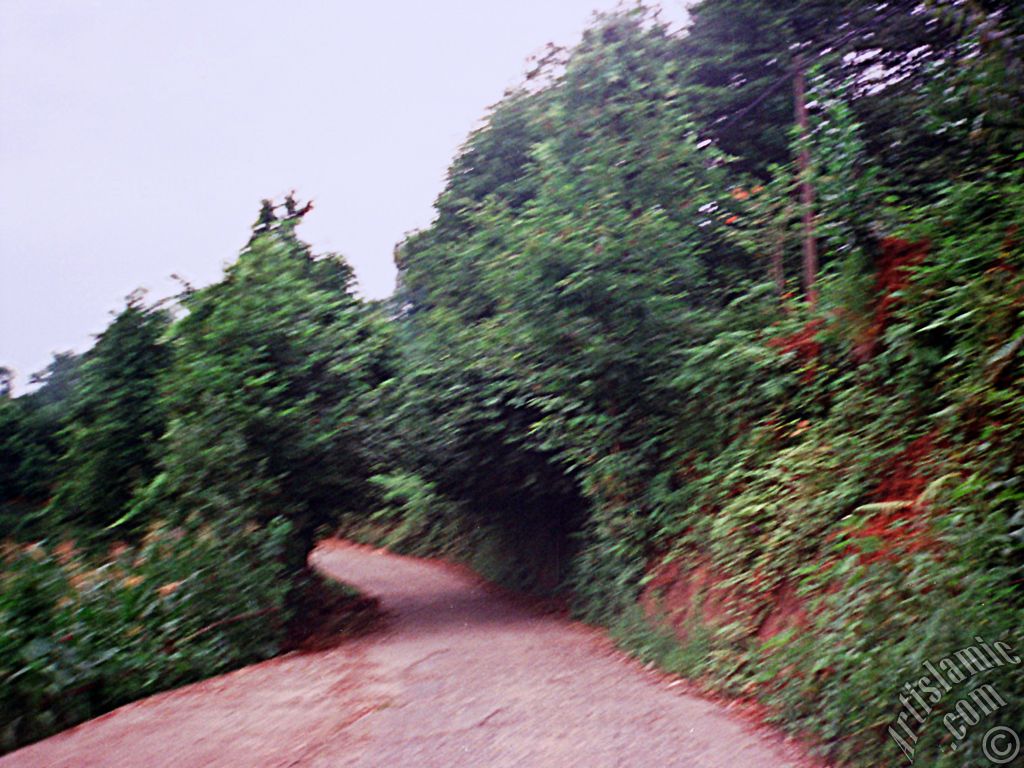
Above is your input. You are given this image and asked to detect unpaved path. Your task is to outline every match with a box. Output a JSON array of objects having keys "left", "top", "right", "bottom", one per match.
[{"left": 2, "top": 540, "right": 822, "bottom": 768}]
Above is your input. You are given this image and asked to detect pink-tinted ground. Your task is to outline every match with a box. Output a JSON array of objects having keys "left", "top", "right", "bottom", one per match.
[{"left": 2, "top": 540, "right": 824, "bottom": 768}]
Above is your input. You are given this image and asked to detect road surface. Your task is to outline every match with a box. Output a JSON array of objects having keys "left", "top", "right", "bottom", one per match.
[{"left": 1, "top": 540, "right": 822, "bottom": 768}]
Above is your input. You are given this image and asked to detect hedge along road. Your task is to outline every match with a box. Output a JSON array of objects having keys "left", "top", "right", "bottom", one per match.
[{"left": 1, "top": 540, "right": 825, "bottom": 768}]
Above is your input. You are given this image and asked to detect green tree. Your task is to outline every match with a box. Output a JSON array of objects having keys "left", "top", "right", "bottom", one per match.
[
  {"left": 370, "top": 8, "right": 1023, "bottom": 765},
  {"left": 49, "top": 296, "right": 171, "bottom": 530},
  {"left": 387, "top": 7, "right": 757, "bottom": 601},
  {"left": 142, "top": 204, "right": 391, "bottom": 578},
  {"left": 0, "top": 352, "right": 83, "bottom": 536},
  {"left": 678, "top": 0, "right": 1018, "bottom": 185}
]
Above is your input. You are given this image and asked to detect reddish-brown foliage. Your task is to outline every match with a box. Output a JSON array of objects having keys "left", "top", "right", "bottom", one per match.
[
  {"left": 640, "top": 558, "right": 808, "bottom": 645},
  {"left": 767, "top": 318, "right": 825, "bottom": 383},
  {"left": 848, "top": 432, "right": 940, "bottom": 565},
  {"left": 853, "top": 237, "right": 929, "bottom": 363}
]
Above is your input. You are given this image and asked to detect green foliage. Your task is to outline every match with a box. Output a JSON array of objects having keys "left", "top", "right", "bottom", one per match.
[
  {"left": 0, "top": 522, "right": 290, "bottom": 753},
  {"left": 1, "top": 200, "right": 392, "bottom": 752},
  {"left": 0, "top": 352, "right": 82, "bottom": 537},
  {"left": 682, "top": 0, "right": 971, "bottom": 182},
  {"left": 49, "top": 296, "right": 171, "bottom": 531},
  {"left": 747, "top": 480, "right": 1024, "bottom": 767},
  {"left": 357, "top": 471, "right": 467, "bottom": 556},
  {"left": 369, "top": 6, "right": 1023, "bottom": 768},
  {"left": 138, "top": 213, "right": 391, "bottom": 575},
  {"left": 4, "top": 3, "right": 1022, "bottom": 765},
  {"left": 609, "top": 602, "right": 716, "bottom": 681}
]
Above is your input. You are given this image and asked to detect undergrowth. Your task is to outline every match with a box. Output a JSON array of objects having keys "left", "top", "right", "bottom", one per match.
[{"left": 0, "top": 520, "right": 291, "bottom": 753}]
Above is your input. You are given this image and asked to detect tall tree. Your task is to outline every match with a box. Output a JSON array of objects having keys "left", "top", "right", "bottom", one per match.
[
  {"left": 142, "top": 203, "right": 391, "bottom": 575},
  {"left": 678, "top": 0, "right": 1008, "bottom": 183},
  {"left": 0, "top": 352, "right": 82, "bottom": 522},
  {"left": 49, "top": 297, "right": 171, "bottom": 529}
]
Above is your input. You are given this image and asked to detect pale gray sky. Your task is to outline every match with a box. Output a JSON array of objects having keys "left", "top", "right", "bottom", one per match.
[{"left": 1, "top": 1, "right": 689, "bottom": 391}]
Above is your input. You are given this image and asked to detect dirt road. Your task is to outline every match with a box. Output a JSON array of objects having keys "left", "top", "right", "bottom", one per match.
[{"left": 2, "top": 540, "right": 821, "bottom": 768}]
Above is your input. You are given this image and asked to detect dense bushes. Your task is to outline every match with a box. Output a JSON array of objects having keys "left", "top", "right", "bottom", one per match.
[
  {"left": 367, "top": 6, "right": 1023, "bottom": 767},
  {"left": 0, "top": 202, "right": 388, "bottom": 755},
  {"left": 0, "top": 521, "right": 291, "bottom": 752},
  {"left": 0, "top": 3, "right": 1021, "bottom": 765},
  {"left": 49, "top": 297, "right": 171, "bottom": 530},
  {"left": 0, "top": 353, "right": 80, "bottom": 537},
  {"left": 133, "top": 213, "right": 390, "bottom": 576}
]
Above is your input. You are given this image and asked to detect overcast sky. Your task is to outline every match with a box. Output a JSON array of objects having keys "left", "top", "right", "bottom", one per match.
[{"left": 0, "top": 0, "right": 690, "bottom": 392}]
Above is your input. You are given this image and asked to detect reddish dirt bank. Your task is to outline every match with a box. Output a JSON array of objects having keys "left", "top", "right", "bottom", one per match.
[{"left": 2, "top": 540, "right": 823, "bottom": 768}]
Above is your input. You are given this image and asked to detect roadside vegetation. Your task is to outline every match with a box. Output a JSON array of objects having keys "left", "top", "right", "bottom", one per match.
[{"left": 3, "top": 2, "right": 1022, "bottom": 764}]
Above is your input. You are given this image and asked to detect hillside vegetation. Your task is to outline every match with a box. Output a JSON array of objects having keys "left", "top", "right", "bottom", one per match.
[{"left": 2, "top": 2, "right": 1022, "bottom": 764}]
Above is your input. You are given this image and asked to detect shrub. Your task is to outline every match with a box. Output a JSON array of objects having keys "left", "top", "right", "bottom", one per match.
[{"left": 0, "top": 520, "right": 290, "bottom": 753}]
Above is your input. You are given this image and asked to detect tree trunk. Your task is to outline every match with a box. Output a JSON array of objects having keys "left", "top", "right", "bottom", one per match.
[
  {"left": 771, "top": 226, "right": 785, "bottom": 295},
  {"left": 794, "top": 56, "right": 818, "bottom": 309}
]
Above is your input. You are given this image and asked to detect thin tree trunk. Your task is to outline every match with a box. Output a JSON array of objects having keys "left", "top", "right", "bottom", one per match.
[
  {"left": 793, "top": 56, "right": 818, "bottom": 309},
  {"left": 771, "top": 225, "right": 785, "bottom": 295}
]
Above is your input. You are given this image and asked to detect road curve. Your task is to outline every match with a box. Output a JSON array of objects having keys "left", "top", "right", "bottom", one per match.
[{"left": 2, "top": 540, "right": 823, "bottom": 768}]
